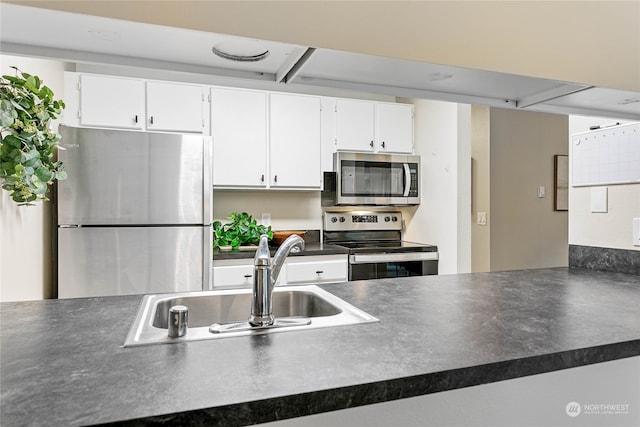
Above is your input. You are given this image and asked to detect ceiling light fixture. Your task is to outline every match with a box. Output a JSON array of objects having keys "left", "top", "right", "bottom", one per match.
[
  {"left": 429, "top": 72, "right": 453, "bottom": 82},
  {"left": 212, "top": 40, "right": 269, "bottom": 62},
  {"left": 619, "top": 97, "right": 640, "bottom": 105}
]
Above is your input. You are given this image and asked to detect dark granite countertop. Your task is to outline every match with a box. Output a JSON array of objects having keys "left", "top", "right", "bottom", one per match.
[
  {"left": 2, "top": 268, "right": 640, "bottom": 426},
  {"left": 213, "top": 242, "right": 349, "bottom": 260}
]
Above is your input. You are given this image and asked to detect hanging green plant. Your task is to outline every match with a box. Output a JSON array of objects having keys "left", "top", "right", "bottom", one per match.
[
  {"left": 0, "top": 66, "right": 66, "bottom": 205},
  {"left": 213, "top": 212, "right": 273, "bottom": 249}
]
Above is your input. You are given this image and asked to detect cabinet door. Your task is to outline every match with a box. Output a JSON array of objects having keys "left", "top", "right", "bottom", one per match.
[
  {"left": 79, "top": 75, "right": 145, "bottom": 129},
  {"left": 211, "top": 88, "right": 267, "bottom": 187},
  {"left": 376, "top": 103, "right": 414, "bottom": 153},
  {"left": 335, "top": 99, "right": 375, "bottom": 152},
  {"left": 212, "top": 264, "right": 254, "bottom": 289},
  {"left": 269, "top": 93, "right": 321, "bottom": 188},
  {"left": 146, "top": 81, "right": 204, "bottom": 133}
]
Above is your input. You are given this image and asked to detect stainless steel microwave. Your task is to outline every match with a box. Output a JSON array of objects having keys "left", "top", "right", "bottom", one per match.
[{"left": 327, "top": 152, "right": 420, "bottom": 206}]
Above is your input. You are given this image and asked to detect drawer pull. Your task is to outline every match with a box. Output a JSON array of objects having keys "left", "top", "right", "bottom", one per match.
[
  {"left": 243, "top": 274, "right": 252, "bottom": 278},
  {"left": 315, "top": 270, "right": 324, "bottom": 274}
]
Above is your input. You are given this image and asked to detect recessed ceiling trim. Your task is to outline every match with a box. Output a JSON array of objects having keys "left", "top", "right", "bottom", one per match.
[
  {"left": 516, "top": 84, "right": 593, "bottom": 109},
  {"left": 292, "top": 76, "right": 518, "bottom": 108},
  {"left": 211, "top": 46, "right": 269, "bottom": 62},
  {"left": 0, "top": 42, "right": 277, "bottom": 82}
]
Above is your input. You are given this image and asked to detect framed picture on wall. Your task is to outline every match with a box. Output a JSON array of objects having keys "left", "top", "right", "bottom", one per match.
[{"left": 554, "top": 155, "right": 568, "bottom": 211}]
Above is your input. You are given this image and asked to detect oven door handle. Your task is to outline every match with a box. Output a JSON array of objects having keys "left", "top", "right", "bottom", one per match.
[{"left": 350, "top": 252, "right": 439, "bottom": 264}]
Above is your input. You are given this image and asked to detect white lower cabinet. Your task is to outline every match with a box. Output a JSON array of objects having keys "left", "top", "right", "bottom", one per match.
[
  {"left": 212, "top": 254, "right": 348, "bottom": 289},
  {"left": 211, "top": 260, "right": 256, "bottom": 289}
]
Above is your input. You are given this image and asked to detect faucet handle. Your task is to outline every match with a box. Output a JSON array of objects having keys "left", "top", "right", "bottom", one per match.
[{"left": 254, "top": 234, "right": 271, "bottom": 266}]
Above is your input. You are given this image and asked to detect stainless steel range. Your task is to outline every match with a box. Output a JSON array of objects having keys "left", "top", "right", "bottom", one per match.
[{"left": 323, "top": 211, "right": 438, "bottom": 281}]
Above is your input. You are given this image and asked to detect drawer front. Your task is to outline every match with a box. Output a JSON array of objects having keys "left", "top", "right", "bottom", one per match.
[
  {"left": 212, "top": 264, "right": 286, "bottom": 289},
  {"left": 212, "top": 265, "right": 254, "bottom": 289},
  {"left": 286, "top": 259, "right": 347, "bottom": 284}
]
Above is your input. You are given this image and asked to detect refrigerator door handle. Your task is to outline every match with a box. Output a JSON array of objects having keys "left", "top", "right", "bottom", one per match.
[
  {"left": 202, "top": 136, "right": 212, "bottom": 225},
  {"left": 203, "top": 226, "right": 212, "bottom": 290}
]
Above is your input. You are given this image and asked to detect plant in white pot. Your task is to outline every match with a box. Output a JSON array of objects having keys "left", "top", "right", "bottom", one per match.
[{"left": 0, "top": 66, "right": 66, "bottom": 205}]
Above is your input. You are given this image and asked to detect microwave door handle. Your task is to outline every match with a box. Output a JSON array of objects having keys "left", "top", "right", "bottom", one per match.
[{"left": 403, "top": 163, "right": 411, "bottom": 197}]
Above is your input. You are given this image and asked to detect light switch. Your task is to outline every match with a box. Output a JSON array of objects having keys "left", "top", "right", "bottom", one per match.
[
  {"left": 590, "top": 187, "right": 608, "bottom": 213},
  {"left": 477, "top": 212, "right": 487, "bottom": 226},
  {"left": 633, "top": 218, "right": 640, "bottom": 247},
  {"left": 537, "top": 186, "right": 545, "bottom": 198}
]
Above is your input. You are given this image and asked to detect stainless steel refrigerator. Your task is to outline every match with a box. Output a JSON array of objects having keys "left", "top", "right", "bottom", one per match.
[{"left": 57, "top": 125, "right": 212, "bottom": 298}]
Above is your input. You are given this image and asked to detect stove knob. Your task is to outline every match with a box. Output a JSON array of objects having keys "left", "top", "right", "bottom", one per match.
[
  {"left": 392, "top": 216, "right": 398, "bottom": 222},
  {"left": 331, "top": 217, "right": 338, "bottom": 223},
  {"left": 339, "top": 217, "right": 346, "bottom": 223},
  {"left": 384, "top": 216, "right": 391, "bottom": 222}
]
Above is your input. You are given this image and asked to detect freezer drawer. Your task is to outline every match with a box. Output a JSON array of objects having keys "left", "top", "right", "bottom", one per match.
[{"left": 58, "top": 227, "right": 209, "bottom": 298}]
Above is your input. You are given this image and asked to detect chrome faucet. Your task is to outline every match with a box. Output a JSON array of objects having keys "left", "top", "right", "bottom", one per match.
[{"left": 249, "top": 234, "right": 305, "bottom": 327}]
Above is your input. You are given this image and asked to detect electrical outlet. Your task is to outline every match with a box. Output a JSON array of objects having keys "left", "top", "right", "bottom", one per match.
[
  {"left": 261, "top": 212, "right": 271, "bottom": 227},
  {"left": 590, "top": 187, "right": 608, "bottom": 213},
  {"left": 633, "top": 218, "right": 640, "bottom": 247}
]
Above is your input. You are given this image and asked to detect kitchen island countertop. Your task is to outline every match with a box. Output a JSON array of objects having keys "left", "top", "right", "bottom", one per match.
[{"left": 1, "top": 268, "right": 639, "bottom": 426}]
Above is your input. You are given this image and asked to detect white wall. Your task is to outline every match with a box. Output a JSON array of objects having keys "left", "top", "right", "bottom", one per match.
[
  {"left": 213, "top": 191, "right": 322, "bottom": 232},
  {"left": 568, "top": 116, "right": 640, "bottom": 251},
  {"left": 0, "top": 55, "right": 67, "bottom": 302},
  {"left": 403, "top": 99, "right": 471, "bottom": 275}
]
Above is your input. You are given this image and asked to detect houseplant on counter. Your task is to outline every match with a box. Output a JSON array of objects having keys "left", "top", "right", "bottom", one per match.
[
  {"left": 213, "top": 212, "right": 273, "bottom": 250},
  {"left": 0, "top": 66, "right": 66, "bottom": 205}
]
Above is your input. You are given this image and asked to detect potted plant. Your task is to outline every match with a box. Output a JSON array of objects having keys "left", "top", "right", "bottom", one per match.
[
  {"left": 0, "top": 66, "right": 66, "bottom": 205},
  {"left": 213, "top": 212, "right": 273, "bottom": 250}
]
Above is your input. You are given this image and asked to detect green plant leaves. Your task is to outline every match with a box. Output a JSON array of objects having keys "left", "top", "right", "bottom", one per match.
[
  {"left": 0, "top": 67, "right": 66, "bottom": 204},
  {"left": 212, "top": 212, "right": 273, "bottom": 249}
]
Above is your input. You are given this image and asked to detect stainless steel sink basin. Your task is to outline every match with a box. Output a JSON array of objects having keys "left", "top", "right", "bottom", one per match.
[{"left": 124, "top": 285, "right": 378, "bottom": 347}]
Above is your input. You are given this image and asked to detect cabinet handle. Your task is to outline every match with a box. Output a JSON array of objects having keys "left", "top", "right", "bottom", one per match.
[
  {"left": 316, "top": 270, "right": 324, "bottom": 274},
  {"left": 261, "top": 174, "right": 265, "bottom": 183},
  {"left": 274, "top": 175, "right": 278, "bottom": 183},
  {"left": 150, "top": 116, "right": 154, "bottom": 125},
  {"left": 369, "top": 141, "right": 374, "bottom": 148},
  {"left": 381, "top": 141, "right": 386, "bottom": 149},
  {"left": 134, "top": 115, "right": 138, "bottom": 124},
  {"left": 243, "top": 274, "right": 252, "bottom": 278}
]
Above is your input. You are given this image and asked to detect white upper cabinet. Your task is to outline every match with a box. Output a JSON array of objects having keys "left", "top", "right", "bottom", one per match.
[
  {"left": 376, "top": 102, "right": 414, "bottom": 153},
  {"left": 146, "top": 81, "right": 204, "bottom": 133},
  {"left": 79, "top": 74, "right": 145, "bottom": 130},
  {"left": 269, "top": 93, "right": 321, "bottom": 189},
  {"left": 211, "top": 87, "right": 267, "bottom": 188},
  {"left": 335, "top": 99, "right": 376, "bottom": 152},
  {"left": 335, "top": 99, "right": 414, "bottom": 153},
  {"left": 75, "top": 74, "right": 205, "bottom": 133}
]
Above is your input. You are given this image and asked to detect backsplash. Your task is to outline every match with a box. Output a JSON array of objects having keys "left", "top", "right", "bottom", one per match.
[{"left": 569, "top": 245, "right": 640, "bottom": 275}]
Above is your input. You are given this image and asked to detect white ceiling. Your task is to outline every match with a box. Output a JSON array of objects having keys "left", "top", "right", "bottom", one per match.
[{"left": 1, "top": 3, "right": 638, "bottom": 120}]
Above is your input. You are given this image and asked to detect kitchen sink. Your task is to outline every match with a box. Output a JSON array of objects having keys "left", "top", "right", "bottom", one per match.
[{"left": 124, "top": 285, "right": 378, "bottom": 347}]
